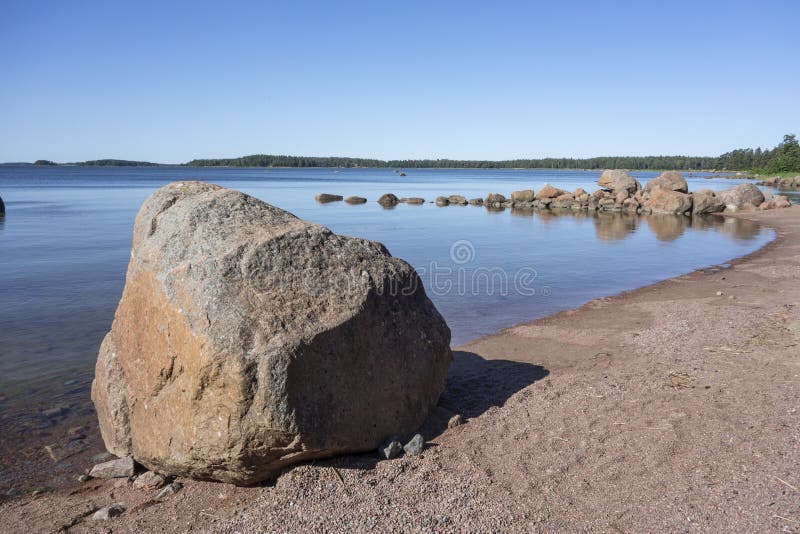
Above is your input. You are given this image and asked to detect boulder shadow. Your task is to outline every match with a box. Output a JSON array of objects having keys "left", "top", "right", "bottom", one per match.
[
  {"left": 300, "top": 351, "right": 548, "bottom": 479},
  {"left": 417, "top": 350, "right": 549, "bottom": 439}
]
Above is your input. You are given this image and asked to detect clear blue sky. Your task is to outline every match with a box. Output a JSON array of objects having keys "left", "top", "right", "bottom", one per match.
[{"left": 1, "top": 0, "right": 798, "bottom": 163}]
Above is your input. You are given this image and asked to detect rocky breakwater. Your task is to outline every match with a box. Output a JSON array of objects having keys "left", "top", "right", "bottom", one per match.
[
  {"left": 483, "top": 170, "right": 789, "bottom": 215},
  {"left": 759, "top": 175, "right": 800, "bottom": 190},
  {"left": 91, "top": 181, "right": 452, "bottom": 485}
]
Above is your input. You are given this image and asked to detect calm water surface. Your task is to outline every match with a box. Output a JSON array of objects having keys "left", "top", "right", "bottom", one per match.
[{"left": 0, "top": 166, "right": 775, "bottom": 418}]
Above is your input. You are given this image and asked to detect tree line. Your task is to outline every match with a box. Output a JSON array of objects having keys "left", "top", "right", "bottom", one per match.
[
  {"left": 183, "top": 134, "right": 800, "bottom": 172},
  {"left": 29, "top": 133, "right": 800, "bottom": 172}
]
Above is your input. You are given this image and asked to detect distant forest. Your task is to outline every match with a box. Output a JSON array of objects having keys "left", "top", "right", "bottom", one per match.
[
  {"left": 29, "top": 133, "right": 800, "bottom": 173},
  {"left": 184, "top": 134, "right": 800, "bottom": 173}
]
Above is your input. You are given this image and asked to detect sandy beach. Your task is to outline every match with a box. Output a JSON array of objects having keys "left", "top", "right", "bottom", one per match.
[{"left": 2, "top": 206, "right": 799, "bottom": 532}]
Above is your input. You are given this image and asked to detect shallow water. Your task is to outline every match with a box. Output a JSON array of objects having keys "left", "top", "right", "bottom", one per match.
[{"left": 0, "top": 166, "right": 774, "bottom": 421}]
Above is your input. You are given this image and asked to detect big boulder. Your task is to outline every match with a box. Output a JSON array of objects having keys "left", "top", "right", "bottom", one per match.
[
  {"left": 534, "top": 185, "right": 566, "bottom": 200},
  {"left": 643, "top": 189, "right": 693, "bottom": 214},
  {"left": 718, "top": 183, "right": 765, "bottom": 212},
  {"left": 91, "top": 182, "right": 452, "bottom": 485},
  {"left": 598, "top": 170, "right": 640, "bottom": 193},
  {"left": 510, "top": 189, "right": 534, "bottom": 202},
  {"left": 485, "top": 193, "right": 506, "bottom": 207},
  {"left": 692, "top": 189, "right": 725, "bottom": 215},
  {"left": 644, "top": 171, "right": 688, "bottom": 194}
]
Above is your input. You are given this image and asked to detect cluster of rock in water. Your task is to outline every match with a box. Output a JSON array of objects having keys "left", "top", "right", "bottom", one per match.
[
  {"left": 758, "top": 175, "right": 800, "bottom": 189},
  {"left": 316, "top": 170, "right": 793, "bottom": 214}
]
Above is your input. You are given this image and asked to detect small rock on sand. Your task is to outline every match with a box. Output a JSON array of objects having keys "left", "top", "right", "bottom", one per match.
[
  {"left": 448, "top": 414, "right": 464, "bottom": 428},
  {"left": 403, "top": 434, "right": 425, "bottom": 456},
  {"left": 92, "top": 503, "right": 125, "bottom": 521},
  {"left": 379, "top": 438, "right": 403, "bottom": 460},
  {"left": 133, "top": 471, "right": 166, "bottom": 490},
  {"left": 716, "top": 291, "right": 724, "bottom": 296},
  {"left": 89, "top": 456, "right": 134, "bottom": 479},
  {"left": 153, "top": 482, "right": 183, "bottom": 502}
]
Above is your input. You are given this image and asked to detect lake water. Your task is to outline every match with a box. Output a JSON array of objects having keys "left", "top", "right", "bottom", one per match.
[{"left": 0, "top": 166, "right": 776, "bottom": 431}]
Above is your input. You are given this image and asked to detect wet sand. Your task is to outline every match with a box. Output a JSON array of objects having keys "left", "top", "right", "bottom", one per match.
[{"left": 2, "top": 207, "right": 799, "bottom": 532}]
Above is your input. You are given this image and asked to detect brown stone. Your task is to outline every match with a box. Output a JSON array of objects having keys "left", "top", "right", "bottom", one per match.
[
  {"left": 643, "top": 189, "right": 693, "bottom": 214},
  {"left": 91, "top": 182, "right": 452, "bottom": 485},
  {"left": 598, "top": 170, "right": 640, "bottom": 193},
  {"left": 644, "top": 171, "right": 688, "bottom": 194},
  {"left": 534, "top": 185, "right": 567, "bottom": 200},
  {"left": 510, "top": 190, "right": 534, "bottom": 202}
]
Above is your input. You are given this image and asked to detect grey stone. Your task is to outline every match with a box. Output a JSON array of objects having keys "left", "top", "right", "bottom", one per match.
[
  {"left": 133, "top": 471, "right": 166, "bottom": 490},
  {"left": 153, "top": 482, "right": 183, "bottom": 502},
  {"left": 89, "top": 456, "right": 134, "bottom": 479},
  {"left": 379, "top": 438, "right": 403, "bottom": 460},
  {"left": 403, "top": 434, "right": 425, "bottom": 456},
  {"left": 92, "top": 503, "right": 125, "bottom": 521}
]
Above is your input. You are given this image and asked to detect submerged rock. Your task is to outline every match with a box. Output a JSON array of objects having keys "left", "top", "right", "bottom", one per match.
[
  {"left": 91, "top": 182, "right": 451, "bottom": 485},
  {"left": 0, "top": 195, "right": 4, "bottom": 216},
  {"left": 344, "top": 196, "right": 367, "bottom": 204},
  {"left": 435, "top": 196, "right": 450, "bottom": 206},
  {"left": 485, "top": 193, "right": 506, "bottom": 207},
  {"left": 401, "top": 197, "right": 425, "bottom": 204},
  {"left": 377, "top": 193, "right": 400, "bottom": 207},
  {"left": 315, "top": 193, "right": 343, "bottom": 203},
  {"left": 447, "top": 195, "right": 467, "bottom": 205},
  {"left": 467, "top": 198, "right": 484, "bottom": 206}
]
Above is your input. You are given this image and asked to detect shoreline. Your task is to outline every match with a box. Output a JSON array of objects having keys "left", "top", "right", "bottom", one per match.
[
  {"left": 2, "top": 207, "right": 799, "bottom": 531},
  {"left": 457, "top": 209, "right": 784, "bottom": 362}
]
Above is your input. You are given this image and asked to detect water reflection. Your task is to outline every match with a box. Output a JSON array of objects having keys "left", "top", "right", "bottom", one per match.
[
  {"left": 646, "top": 214, "right": 690, "bottom": 242},
  {"left": 594, "top": 211, "right": 640, "bottom": 241},
  {"left": 691, "top": 215, "right": 761, "bottom": 240},
  {"left": 510, "top": 207, "right": 534, "bottom": 217}
]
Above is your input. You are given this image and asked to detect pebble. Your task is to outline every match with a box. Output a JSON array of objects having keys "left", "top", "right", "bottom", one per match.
[
  {"left": 379, "top": 438, "right": 403, "bottom": 460},
  {"left": 403, "top": 434, "right": 425, "bottom": 456},
  {"left": 447, "top": 414, "right": 464, "bottom": 429},
  {"left": 153, "top": 482, "right": 183, "bottom": 502},
  {"left": 89, "top": 456, "right": 135, "bottom": 479},
  {"left": 716, "top": 291, "right": 724, "bottom": 296},
  {"left": 78, "top": 474, "right": 92, "bottom": 482},
  {"left": 133, "top": 470, "right": 166, "bottom": 490},
  {"left": 92, "top": 503, "right": 126, "bottom": 521}
]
